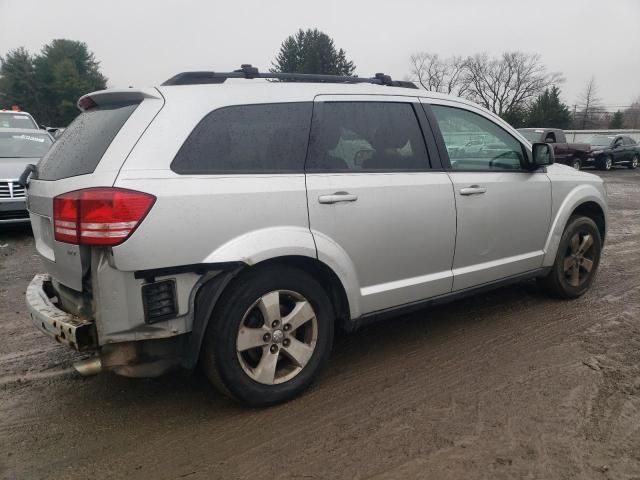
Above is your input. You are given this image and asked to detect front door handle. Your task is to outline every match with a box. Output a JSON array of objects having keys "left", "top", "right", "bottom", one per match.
[
  {"left": 318, "top": 192, "right": 358, "bottom": 204},
  {"left": 459, "top": 185, "right": 487, "bottom": 196}
]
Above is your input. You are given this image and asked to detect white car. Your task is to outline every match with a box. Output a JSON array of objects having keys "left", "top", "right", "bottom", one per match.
[
  {"left": 0, "top": 110, "right": 39, "bottom": 129},
  {"left": 0, "top": 128, "right": 53, "bottom": 224},
  {"left": 24, "top": 66, "right": 607, "bottom": 406}
]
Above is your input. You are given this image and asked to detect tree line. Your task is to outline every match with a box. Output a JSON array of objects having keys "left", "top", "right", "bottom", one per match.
[
  {"left": 1, "top": 29, "right": 638, "bottom": 130},
  {"left": 408, "top": 52, "right": 639, "bottom": 130},
  {"left": 0, "top": 39, "right": 107, "bottom": 127}
]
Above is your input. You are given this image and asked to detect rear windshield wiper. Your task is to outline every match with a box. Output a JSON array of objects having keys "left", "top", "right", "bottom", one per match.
[{"left": 18, "top": 163, "right": 38, "bottom": 188}]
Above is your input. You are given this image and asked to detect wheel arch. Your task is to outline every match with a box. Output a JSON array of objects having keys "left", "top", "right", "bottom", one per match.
[
  {"left": 185, "top": 254, "right": 354, "bottom": 369},
  {"left": 572, "top": 201, "right": 606, "bottom": 241},
  {"left": 542, "top": 186, "right": 608, "bottom": 267}
]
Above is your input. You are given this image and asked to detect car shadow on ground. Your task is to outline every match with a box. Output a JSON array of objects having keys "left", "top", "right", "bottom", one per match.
[
  {"left": 0, "top": 224, "right": 32, "bottom": 241},
  {"left": 36, "top": 277, "right": 556, "bottom": 418}
]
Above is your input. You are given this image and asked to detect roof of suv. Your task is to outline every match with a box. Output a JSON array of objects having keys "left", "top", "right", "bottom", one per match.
[{"left": 155, "top": 80, "right": 474, "bottom": 107}]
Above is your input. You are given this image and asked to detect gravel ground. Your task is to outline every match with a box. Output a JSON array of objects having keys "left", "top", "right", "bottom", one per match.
[{"left": 1, "top": 169, "right": 639, "bottom": 480}]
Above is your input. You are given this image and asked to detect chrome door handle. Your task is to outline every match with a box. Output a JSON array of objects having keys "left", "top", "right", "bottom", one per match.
[
  {"left": 318, "top": 192, "right": 358, "bottom": 204},
  {"left": 459, "top": 185, "right": 487, "bottom": 196}
]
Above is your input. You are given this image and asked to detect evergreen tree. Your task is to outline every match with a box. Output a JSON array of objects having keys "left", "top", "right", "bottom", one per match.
[
  {"left": 34, "top": 39, "right": 107, "bottom": 125},
  {"left": 0, "top": 48, "right": 39, "bottom": 114},
  {"left": 271, "top": 29, "right": 355, "bottom": 77},
  {"left": 525, "top": 86, "right": 572, "bottom": 129},
  {"left": 609, "top": 110, "right": 624, "bottom": 129},
  {"left": 1, "top": 40, "right": 108, "bottom": 126}
]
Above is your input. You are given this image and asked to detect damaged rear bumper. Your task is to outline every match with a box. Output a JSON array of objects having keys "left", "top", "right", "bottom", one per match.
[{"left": 26, "top": 274, "right": 97, "bottom": 351}]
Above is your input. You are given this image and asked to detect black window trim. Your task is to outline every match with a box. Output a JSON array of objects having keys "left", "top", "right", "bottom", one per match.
[
  {"left": 170, "top": 101, "right": 314, "bottom": 175},
  {"left": 304, "top": 100, "right": 438, "bottom": 174},
  {"left": 422, "top": 102, "right": 536, "bottom": 174}
]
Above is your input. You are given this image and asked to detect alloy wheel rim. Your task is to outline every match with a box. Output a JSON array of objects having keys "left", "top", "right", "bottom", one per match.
[
  {"left": 236, "top": 290, "right": 318, "bottom": 385},
  {"left": 563, "top": 232, "right": 595, "bottom": 287},
  {"left": 633, "top": 157, "right": 638, "bottom": 168},
  {"left": 606, "top": 158, "right": 612, "bottom": 169},
  {"left": 573, "top": 160, "right": 580, "bottom": 170}
]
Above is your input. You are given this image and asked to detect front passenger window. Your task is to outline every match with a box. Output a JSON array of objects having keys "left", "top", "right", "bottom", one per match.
[{"left": 431, "top": 105, "right": 525, "bottom": 171}]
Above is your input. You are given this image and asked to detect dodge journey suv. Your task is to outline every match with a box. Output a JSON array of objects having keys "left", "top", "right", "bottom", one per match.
[{"left": 24, "top": 66, "right": 607, "bottom": 406}]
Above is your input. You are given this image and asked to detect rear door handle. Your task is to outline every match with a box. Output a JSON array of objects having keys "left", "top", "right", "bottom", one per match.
[
  {"left": 318, "top": 192, "right": 358, "bottom": 204},
  {"left": 459, "top": 185, "right": 487, "bottom": 196}
]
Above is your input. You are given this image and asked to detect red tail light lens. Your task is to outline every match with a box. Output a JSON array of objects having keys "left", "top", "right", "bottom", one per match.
[{"left": 53, "top": 188, "right": 156, "bottom": 246}]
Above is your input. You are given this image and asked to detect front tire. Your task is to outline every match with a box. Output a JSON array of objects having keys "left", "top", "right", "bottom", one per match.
[
  {"left": 596, "top": 155, "right": 613, "bottom": 171},
  {"left": 538, "top": 216, "right": 602, "bottom": 299},
  {"left": 629, "top": 155, "right": 639, "bottom": 169},
  {"left": 201, "top": 265, "right": 334, "bottom": 406}
]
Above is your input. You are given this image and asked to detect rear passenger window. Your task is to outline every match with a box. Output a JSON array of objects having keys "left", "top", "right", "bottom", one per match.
[
  {"left": 306, "top": 102, "right": 429, "bottom": 171},
  {"left": 171, "top": 103, "right": 312, "bottom": 174}
]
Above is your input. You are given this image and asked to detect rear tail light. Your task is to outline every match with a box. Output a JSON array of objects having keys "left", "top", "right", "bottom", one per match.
[{"left": 54, "top": 188, "right": 156, "bottom": 246}]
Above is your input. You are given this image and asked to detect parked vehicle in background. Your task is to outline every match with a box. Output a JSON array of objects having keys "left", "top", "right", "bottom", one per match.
[
  {"left": 518, "top": 128, "right": 591, "bottom": 170},
  {"left": 24, "top": 67, "right": 607, "bottom": 406},
  {"left": 0, "top": 110, "right": 39, "bottom": 130},
  {"left": 46, "top": 127, "right": 66, "bottom": 140},
  {"left": 0, "top": 128, "right": 53, "bottom": 224},
  {"left": 588, "top": 135, "right": 640, "bottom": 170}
]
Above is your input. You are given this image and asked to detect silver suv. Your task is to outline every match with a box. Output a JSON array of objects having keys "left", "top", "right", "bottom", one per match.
[{"left": 24, "top": 67, "right": 607, "bottom": 406}]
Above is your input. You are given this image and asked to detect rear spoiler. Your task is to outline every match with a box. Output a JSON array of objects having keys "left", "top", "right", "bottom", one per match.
[{"left": 77, "top": 88, "right": 163, "bottom": 111}]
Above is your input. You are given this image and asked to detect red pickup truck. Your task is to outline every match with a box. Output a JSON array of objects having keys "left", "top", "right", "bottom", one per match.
[{"left": 518, "top": 128, "right": 591, "bottom": 170}]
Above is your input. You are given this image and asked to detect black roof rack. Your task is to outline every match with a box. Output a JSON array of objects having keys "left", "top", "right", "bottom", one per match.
[{"left": 162, "top": 64, "right": 418, "bottom": 89}]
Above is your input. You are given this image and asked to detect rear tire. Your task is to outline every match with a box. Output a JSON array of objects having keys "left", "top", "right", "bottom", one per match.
[
  {"left": 538, "top": 216, "right": 602, "bottom": 299},
  {"left": 201, "top": 265, "right": 334, "bottom": 406},
  {"left": 629, "top": 155, "right": 638, "bottom": 169},
  {"left": 571, "top": 158, "right": 582, "bottom": 170}
]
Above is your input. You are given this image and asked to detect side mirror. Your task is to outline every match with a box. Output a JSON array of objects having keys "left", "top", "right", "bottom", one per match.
[{"left": 530, "top": 142, "right": 554, "bottom": 168}]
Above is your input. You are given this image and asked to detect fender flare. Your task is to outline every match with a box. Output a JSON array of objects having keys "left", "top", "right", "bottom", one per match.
[
  {"left": 183, "top": 227, "right": 362, "bottom": 368},
  {"left": 203, "top": 226, "right": 361, "bottom": 318},
  {"left": 542, "top": 184, "right": 607, "bottom": 267}
]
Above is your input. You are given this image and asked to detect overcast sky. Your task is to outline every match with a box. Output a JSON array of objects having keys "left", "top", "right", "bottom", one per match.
[{"left": 1, "top": 0, "right": 639, "bottom": 109}]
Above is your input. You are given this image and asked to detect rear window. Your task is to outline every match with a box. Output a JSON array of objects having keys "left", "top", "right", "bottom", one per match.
[
  {"left": 36, "top": 102, "right": 139, "bottom": 181},
  {"left": 171, "top": 103, "right": 312, "bottom": 174},
  {"left": 0, "top": 112, "right": 38, "bottom": 129}
]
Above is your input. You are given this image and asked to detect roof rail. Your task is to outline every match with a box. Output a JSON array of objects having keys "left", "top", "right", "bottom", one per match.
[{"left": 161, "top": 64, "right": 418, "bottom": 89}]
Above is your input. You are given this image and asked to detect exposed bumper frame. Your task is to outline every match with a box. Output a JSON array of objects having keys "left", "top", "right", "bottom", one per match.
[{"left": 26, "top": 274, "right": 97, "bottom": 351}]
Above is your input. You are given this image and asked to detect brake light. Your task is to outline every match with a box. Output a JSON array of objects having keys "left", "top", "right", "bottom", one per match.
[
  {"left": 78, "top": 97, "right": 97, "bottom": 110},
  {"left": 53, "top": 188, "right": 156, "bottom": 246}
]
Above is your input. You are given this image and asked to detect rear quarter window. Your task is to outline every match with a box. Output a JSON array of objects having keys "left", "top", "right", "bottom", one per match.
[
  {"left": 171, "top": 102, "right": 313, "bottom": 174},
  {"left": 36, "top": 102, "right": 139, "bottom": 181}
]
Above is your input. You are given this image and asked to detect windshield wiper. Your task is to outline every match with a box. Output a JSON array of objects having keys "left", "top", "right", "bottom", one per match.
[{"left": 18, "top": 164, "right": 38, "bottom": 188}]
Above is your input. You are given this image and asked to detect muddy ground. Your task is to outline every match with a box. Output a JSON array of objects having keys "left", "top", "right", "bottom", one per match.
[{"left": 1, "top": 170, "right": 639, "bottom": 480}]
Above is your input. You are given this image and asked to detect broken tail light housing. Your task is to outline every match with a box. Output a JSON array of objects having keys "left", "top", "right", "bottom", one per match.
[{"left": 54, "top": 188, "right": 156, "bottom": 246}]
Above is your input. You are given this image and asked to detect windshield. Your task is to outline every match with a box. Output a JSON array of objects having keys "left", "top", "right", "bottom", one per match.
[
  {"left": 0, "top": 132, "right": 53, "bottom": 158},
  {"left": 591, "top": 135, "right": 615, "bottom": 147},
  {"left": 0, "top": 112, "right": 38, "bottom": 129},
  {"left": 518, "top": 130, "right": 543, "bottom": 142}
]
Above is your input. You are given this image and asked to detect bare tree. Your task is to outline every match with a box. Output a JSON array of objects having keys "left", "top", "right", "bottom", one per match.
[
  {"left": 575, "top": 77, "right": 602, "bottom": 129},
  {"left": 623, "top": 96, "right": 640, "bottom": 129},
  {"left": 408, "top": 52, "right": 469, "bottom": 96},
  {"left": 463, "top": 52, "right": 562, "bottom": 117}
]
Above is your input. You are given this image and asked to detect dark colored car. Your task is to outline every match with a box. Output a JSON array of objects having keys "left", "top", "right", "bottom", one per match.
[
  {"left": 518, "top": 128, "right": 591, "bottom": 169},
  {"left": 587, "top": 135, "right": 640, "bottom": 170}
]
